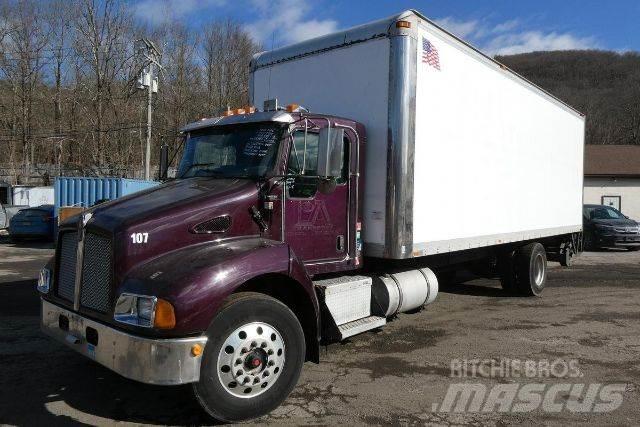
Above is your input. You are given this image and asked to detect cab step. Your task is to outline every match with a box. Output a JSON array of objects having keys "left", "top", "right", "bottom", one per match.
[{"left": 338, "top": 315, "right": 386, "bottom": 339}]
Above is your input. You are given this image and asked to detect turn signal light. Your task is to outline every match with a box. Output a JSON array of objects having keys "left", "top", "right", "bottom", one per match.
[
  {"left": 154, "top": 299, "right": 176, "bottom": 329},
  {"left": 243, "top": 105, "right": 256, "bottom": 113},
  {"left": 396, "top": 20, "right": 411, "bottom": 29},
  {"left": 221, "top": 108, "right": 234, "bottom": 117},
  {"left": 234, "top": 108, "right": 246, "bottom": 115},
  {"left": 191, "top": 344, "right": 203, "bottom": 357}
]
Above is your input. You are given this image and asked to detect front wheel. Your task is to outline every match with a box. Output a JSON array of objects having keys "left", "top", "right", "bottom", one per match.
[{"left": 193, "top": 292, "right": 305, "bottom": 422}]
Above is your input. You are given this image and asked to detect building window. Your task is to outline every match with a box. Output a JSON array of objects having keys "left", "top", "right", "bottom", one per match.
[{"left": 601, "top": 195, "right": 621, "bottom": 211}]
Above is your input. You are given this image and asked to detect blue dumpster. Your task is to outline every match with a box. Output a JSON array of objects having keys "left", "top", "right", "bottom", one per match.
[{"left": 54, "top": 177, "right": 159, "bottom": 219}]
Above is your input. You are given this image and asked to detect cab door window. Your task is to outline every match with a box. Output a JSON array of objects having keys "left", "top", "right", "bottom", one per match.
[{"left": 287, "top": 130, "right": 349, "bottom": 198}]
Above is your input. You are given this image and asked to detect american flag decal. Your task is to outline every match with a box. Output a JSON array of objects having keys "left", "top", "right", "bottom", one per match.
[{"left": 422, "top": 37, "right": 441, "bottom": 70}]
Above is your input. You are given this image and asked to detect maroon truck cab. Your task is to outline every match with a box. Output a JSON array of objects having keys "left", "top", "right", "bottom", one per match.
[{"left": 39, "top": 108, "right": 366, "bottom": 417}]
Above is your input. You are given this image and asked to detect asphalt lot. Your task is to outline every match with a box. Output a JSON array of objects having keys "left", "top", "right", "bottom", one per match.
[{"left": 0, "top": 239, "right": 639, "bottom": 426}]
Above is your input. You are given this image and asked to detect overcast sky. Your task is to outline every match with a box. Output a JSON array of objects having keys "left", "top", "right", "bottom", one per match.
[{"left": 129, "top": 0, "right": 638, "bottom": 55}]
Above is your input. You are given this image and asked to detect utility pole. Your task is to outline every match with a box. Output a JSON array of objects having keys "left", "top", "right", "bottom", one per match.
[{"left": 135, "top": 38, "right": 161, "bottom": 180}]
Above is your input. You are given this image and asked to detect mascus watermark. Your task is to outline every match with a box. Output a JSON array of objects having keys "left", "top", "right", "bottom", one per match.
[{"left": 432, "top": 359, "right": 628, "bottom": 413}]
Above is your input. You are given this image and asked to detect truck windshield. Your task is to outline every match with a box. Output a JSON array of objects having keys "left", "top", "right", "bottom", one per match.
[{"left": 178, "top": 123, "right": 285, "bottom": 179}]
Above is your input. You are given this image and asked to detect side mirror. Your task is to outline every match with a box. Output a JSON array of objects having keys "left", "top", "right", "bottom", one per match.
[
  {"left": 159, "top": 144, "right": 169, "bottom": 181},
  {"left": 317, "top": 127, "right": 345, "bottom": 178}
]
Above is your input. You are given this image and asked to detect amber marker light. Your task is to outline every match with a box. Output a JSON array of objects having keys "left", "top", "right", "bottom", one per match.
[
  {"left": 396, "top": 20, "right": 411, "bottom": 28},
  {"left": 191, "top": 344, "right": 203, "bottom": 357},
  {"left": 153, "top": 299, "right": 176, "bottom": 329}
]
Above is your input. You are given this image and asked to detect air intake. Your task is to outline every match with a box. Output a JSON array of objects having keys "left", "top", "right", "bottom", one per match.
[{"left": 192, "top": 215, "right": 232, "bottom": 234}]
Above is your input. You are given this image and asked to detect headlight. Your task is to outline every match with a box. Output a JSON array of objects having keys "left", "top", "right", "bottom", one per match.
[
  {"left": 37, "top": 268, "right": 51, "bottom": 294},
  {"left": 114, "top": 293, "right": 175, "bottom": 329}
]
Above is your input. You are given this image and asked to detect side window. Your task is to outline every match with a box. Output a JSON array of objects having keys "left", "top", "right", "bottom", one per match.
[
  {"left": 287, "top": 130, "right": 350, "bottom": 198},
  {"left": 288, "top": 131, "right": 319, "bottom": 175}
]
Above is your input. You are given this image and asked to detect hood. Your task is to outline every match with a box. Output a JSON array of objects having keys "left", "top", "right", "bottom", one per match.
[
  {"left": 591, "top": 218, "right": 639, "bottom": 227},
  {"left": 78, "top": 177, "right": 264, "bottom": 281},
  {"left": 88, "top": 178, "right": 257, "bottom": 229}
]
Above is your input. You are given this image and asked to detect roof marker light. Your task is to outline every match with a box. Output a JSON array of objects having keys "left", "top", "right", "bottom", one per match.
[{"left": 396, "top": 20, "right": 411, "bottom": 29}]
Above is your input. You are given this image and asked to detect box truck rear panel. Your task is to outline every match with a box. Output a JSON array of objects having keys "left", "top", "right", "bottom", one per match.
[{"left": 250, "top": 10, "right": 585, "bottom": 259}]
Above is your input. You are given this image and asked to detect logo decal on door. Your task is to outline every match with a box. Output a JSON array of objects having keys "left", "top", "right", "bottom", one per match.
[{"left": 295, "top": 200, "right": 333, "bottom": 233}]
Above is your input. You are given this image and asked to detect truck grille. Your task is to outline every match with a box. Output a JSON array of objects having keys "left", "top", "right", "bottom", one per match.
[
  {"left": 80, "top": 233, "right": 113, "bottom": 312},
  {"left": 55, "top": 230, "right": 113, "bottom": 313},
  {"left": 57, "top": 232, "right": 78, "bottom": 302}
]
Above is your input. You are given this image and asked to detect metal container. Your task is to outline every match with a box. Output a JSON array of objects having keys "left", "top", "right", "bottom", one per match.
[
  {"left": 314, "top": 275, "right": 372, "bottom": 325},
  {"left": 54, "top": 177, "right": 158, "bottom": 218}
]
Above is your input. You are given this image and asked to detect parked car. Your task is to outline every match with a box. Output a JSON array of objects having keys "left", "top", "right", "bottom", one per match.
[
  {"left": 9, "top": 205, "right": 55, "bottom": 241},
  {"left": 583, "top": 204, "right": 640, "bottom": 251}
]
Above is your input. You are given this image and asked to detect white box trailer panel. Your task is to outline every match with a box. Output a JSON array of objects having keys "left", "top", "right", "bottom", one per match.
[
  {"left": 250, "top": 10, "right": 585, "bottom": 259},
  {"left": 412, "top": 22, "right": 584, "bottom": 256},
  {"left": 251, "top": 34, "right": 392, "bottom": 250}
]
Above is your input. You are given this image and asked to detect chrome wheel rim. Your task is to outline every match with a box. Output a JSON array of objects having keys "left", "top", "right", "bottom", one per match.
[
  {"left": 533, "top": 253, "right": 545, "bottom": 286},
  {"left": 216, "top": 321, "right": 285, "bottom": 398}
]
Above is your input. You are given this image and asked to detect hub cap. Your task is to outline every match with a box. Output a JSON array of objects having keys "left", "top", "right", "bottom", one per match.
[
  {"left": 216, "top": 322, "right": 285, "bottom": 398},
  {"left": 533, "top": 253, "right": 546, "bottom": 286}
]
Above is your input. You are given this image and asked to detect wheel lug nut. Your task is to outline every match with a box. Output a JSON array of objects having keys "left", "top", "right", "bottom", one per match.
[
  {"left": 267, "top": 349, "right": 274, "bottom": 355},
  {"left": 263, "top": 371, "right": 269, "bottom": 377},
  {"left": 236, "top": 369, "right": 243, "bottom": 376},
  {"left": 241, "top": 348, "right": 248, "bottom": 354},
  {"left": 261, "top": 342, "right": 267, "bottom": 348},
  {"left": 235, "top": 358, "right": 242, "bottom": 365},
  {"left": 268, "top": 361, "right": 275, "bottom": 366},
  {"left": 253, "top": 377, "right": 260, "bottom": 384},
  {"left": 250, "top": 341, "right": 257, "bottom": 348},
  {"left": 243, "top": 377, "right": 250, "bottom": 384}
]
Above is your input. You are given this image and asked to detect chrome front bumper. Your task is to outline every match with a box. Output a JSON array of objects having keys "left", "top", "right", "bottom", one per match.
[{"left": 41, "top": 299, "right": 207, "bottom": 385}]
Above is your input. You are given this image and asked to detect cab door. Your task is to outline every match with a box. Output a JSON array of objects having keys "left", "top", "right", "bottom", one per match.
[{"left": 284, "top": 128, "right": 350, "bottom": 269}]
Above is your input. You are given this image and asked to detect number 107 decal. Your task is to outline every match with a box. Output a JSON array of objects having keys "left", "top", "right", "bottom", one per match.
[{"left": 130, "top": 232, "right": 149, "bottom": 244}]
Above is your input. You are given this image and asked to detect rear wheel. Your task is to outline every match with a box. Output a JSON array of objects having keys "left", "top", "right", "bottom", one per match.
[
  {"left": 500, "top": 243, "right": 547, "bottom": 296},
  {"left": 193, "top": 292, "right": 305, "bottom": 422}
]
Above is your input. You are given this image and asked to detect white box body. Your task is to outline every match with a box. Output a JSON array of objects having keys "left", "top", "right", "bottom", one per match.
[{"left": 250, "top": 10, "right": 585, "bottom": 259}]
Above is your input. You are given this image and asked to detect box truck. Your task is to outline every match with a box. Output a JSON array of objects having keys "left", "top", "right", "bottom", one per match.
[{"left": 39, "top": 10, "right": 585, "bottom": 422}]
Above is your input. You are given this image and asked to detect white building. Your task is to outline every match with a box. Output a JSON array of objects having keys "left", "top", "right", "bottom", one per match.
[{"left": 583, "top": 145, "right": 640, "bottom": 221}]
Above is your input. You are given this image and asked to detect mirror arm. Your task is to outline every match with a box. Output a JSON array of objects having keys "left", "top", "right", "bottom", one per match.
[{"left": 302, "top": 118, "right": 308, "bottom": 175}]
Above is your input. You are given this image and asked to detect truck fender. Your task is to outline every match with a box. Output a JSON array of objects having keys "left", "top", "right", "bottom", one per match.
[{"left": 118, "top": 237, "right": 320, "bottom": 360}]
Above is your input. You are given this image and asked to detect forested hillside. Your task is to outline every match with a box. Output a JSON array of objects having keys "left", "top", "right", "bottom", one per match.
[{"left": 497, "top": 50, "right": 640, "bottom": 146}]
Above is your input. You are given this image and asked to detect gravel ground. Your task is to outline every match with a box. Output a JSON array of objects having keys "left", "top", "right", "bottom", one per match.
[{"left": 0, "top": 239, "right": 639, "bottom": 426}]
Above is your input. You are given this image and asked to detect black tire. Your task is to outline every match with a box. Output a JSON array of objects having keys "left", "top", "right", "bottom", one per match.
[
  {"left": 559, "top": 247, "right": 573, "bottom": 267},
  {"left": 514, "top": 243, "right": 547, "bottom": 297},
  {"left": 627, "top": 247, "right": 640, "bottom": 252},
  {"left": 193, "top": 292, "right": 305, "bottom": 423},
  {"left": 498, "top": 251, "right": 517, "bottom": 293}
]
